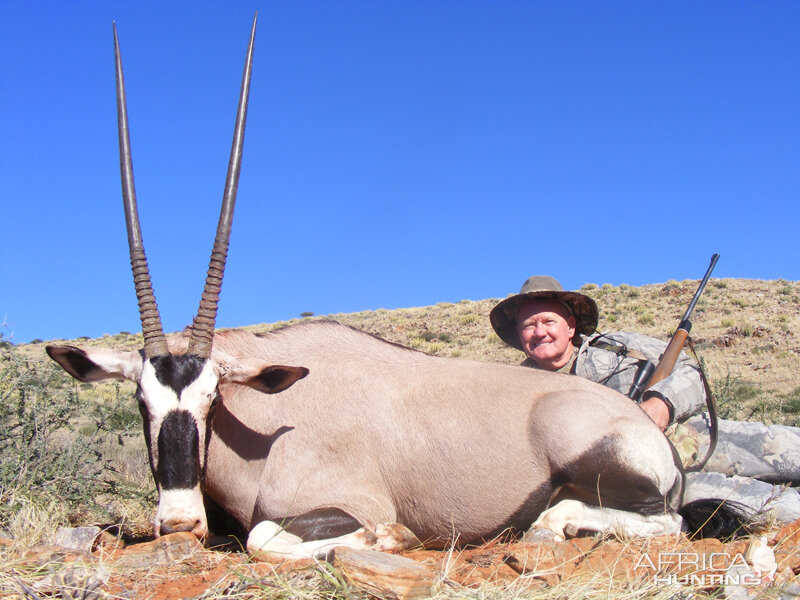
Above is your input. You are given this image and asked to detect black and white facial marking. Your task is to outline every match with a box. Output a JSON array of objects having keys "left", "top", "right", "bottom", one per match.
[{"left": 137, "top": 353, "right": 219, "bottom": 537}]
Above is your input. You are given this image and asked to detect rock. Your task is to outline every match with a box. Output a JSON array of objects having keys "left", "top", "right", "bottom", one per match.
[
  {"left": 504, "top": 538, "right": 596, "bottom": 585},
  {"left": 779, "top": 581, "right": 800, "bottom": 598},
  {"left": 521, "top": 527, "right": 561, "bottom": 545},
  {"left": 744, "top": 536, "right": 777, "bottom": 583},
  {"left": 19, "top": 546, "right": 90, "bottom": 567},
  {"left": 31, "top": 566, "right": 108, "bottom": 600},
  {"left": 332, "top": 547, "right": 436, "bottom": 600},
  {"left": 771, "top": 517, "right": 800, "bottom": 546},
  {"left": 771, "top": 518, "right": 800, "bottom": 574},
  {"left": 249, "top": 550, "right": 316, "bottom": 571},
  {"left": 113, "top": 532, "right": 203, "bottom": 569},
  {"left": 54, "top": 526, "right": 101, "bottom": 554},
  {"left": 402, "top": 546, "right": 519, "bottom": 588},
  {"left": 573, "top": 540, "right": 638, "bottom": 580}
]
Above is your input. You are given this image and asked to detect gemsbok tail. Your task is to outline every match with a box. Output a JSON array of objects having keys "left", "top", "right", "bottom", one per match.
[{"left": 679, "top": 498, "right": 764, "bottom": 540}]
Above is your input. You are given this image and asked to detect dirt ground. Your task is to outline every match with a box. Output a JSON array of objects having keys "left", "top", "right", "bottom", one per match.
[{"left": 4, "top": 519, "right": 799, "bottom": 599}]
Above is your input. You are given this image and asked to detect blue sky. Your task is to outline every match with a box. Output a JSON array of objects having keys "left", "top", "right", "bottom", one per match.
[{"left": 1, "top": 2, "right": 798, "bottom": 344}]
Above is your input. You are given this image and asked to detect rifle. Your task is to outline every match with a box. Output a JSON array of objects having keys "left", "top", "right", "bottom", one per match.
[
  {"left": 628, "top": 254, "right": 720, "bottom": 401},
  {"left": 628, "top": 254, "right": 720, "bottom": 472}
]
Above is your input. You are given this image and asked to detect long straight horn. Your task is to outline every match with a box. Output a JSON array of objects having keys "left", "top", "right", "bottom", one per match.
[
  {"left": 114, "top": 23, "right": 169, "bottom": 358},
  {"left": 187, "top": 14, "right": 257, "bottom": 358}
]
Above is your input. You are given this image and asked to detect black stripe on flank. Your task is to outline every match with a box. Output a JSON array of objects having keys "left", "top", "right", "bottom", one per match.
[
  {"left": 281, "top": 508, "right": 363, "bottom": 542},
  {"left": 157, "top": 410, "right": 200, "bottom": 490},
  {"left": 150, "top": 354, "right": 207, "bottom": 395}
]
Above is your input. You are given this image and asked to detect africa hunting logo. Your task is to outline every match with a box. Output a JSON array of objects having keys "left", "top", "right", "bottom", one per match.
[{"left": 633, "top": 544, "right": 777, "bottom": 586}]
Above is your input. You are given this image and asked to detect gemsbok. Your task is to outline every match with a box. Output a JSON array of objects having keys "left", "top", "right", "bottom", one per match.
[{"left": 47, "top": 16, "right": 745, "bottom": 560}]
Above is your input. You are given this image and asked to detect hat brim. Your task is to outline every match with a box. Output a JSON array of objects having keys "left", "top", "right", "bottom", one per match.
[{"left": 490, "top": 290, "right": 598, "bottom": 351}]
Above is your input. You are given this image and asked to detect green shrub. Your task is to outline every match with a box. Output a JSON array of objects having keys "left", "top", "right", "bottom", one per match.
[
  {"left": 419, "top": 330, "right": 437, "bottom": 342},
  {"left": 0, "top": 349, "right": 146, "bottom": 535},
  {"left": 659, "top": 282, "right": 679, "bottom": 298},
  {"left": 712, "top": 370, "right": 759, "bottom": 419}
]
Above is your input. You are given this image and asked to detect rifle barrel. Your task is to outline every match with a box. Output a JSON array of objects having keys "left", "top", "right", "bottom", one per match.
[{"left": 680, "top": 253, "right": 720, "bottom": 326}]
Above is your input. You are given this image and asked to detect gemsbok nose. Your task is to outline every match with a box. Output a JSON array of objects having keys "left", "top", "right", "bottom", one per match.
[{"left": 160, "top": 517, "right": 204, "bottom": 537}]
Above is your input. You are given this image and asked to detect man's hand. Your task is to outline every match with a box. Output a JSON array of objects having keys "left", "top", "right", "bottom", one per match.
[{"left": 640, "top": 396, "right": 670, "bottom": 431}]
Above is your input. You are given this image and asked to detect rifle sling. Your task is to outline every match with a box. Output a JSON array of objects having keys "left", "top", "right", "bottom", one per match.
[
  {"left": 683, "top": 336, "right": 719, "bottom": 473},
  {"left": 589, "top": 339, "right": 648, "bottom": 361},
  {"left": 590, "top": 335, "right": 718, "bottom": 471}
]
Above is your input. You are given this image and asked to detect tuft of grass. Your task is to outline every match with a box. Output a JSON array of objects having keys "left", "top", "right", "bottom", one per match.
[
  {"left": 730, "top": 298, "right": 748, "bottom": 308},
  {"left": 779, "top": 387, "right": 800, "bottom": 416}
]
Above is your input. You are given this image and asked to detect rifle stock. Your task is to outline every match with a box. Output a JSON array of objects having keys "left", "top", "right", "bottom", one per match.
[{"left": 645, "top": 327, "right": 690, "bottom": 389}]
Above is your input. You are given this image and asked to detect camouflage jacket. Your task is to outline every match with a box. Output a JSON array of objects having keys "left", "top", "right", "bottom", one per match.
[{"left": 523, "top": 331, "right": 706, "bottom": 424}]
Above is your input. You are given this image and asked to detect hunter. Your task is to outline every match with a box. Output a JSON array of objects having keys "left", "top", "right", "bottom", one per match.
[{"left": 491, "top": 276, "right": 800, "bottom": 524}]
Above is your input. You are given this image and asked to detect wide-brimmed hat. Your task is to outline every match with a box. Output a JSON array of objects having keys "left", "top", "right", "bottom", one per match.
[{"left": 490, "top": 276, "right": 599, "bottom": 351}]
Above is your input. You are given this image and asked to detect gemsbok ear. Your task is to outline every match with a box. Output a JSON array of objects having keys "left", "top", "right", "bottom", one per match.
[
  {"left": 46, "top": 345, "right": 143, "bottom": 383},
  {"left": 222, "top": 360, "right": 309, "bottom": 395}
]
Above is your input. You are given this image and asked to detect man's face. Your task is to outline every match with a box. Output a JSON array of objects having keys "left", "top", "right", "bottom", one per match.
[{"left": 515, "top": 298, "right": 577, "bottom": 370}]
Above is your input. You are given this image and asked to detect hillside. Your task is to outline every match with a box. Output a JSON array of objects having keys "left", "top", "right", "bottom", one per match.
[{"left": 11, "top": 277, "right": 800, "bottom": 424}]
